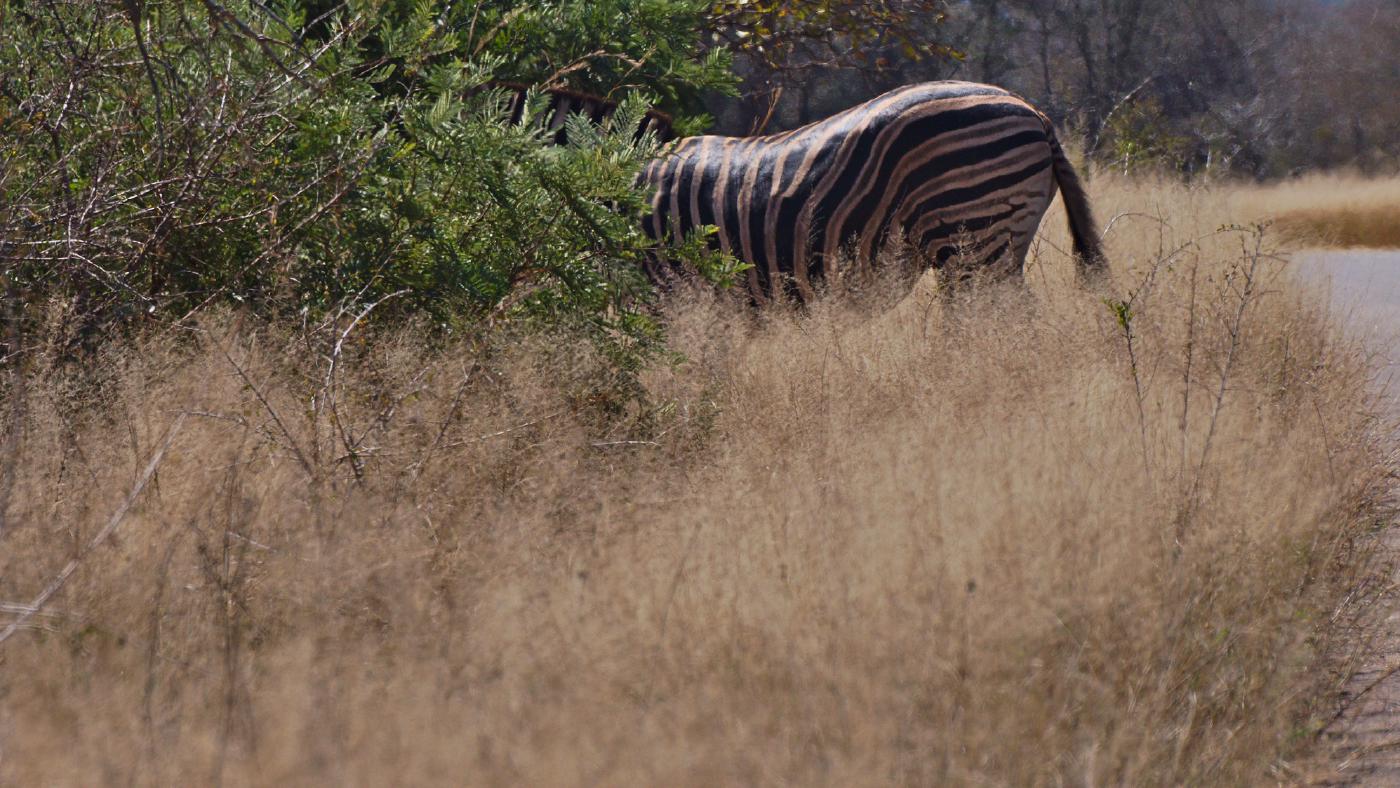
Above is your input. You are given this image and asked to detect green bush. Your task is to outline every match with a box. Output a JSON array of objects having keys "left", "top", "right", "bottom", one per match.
[{"left": 0, "top": 0, "right": 739, "bottom": 370}]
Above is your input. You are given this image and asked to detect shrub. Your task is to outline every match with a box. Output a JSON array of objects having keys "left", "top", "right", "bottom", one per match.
[{"left": 0, "top": 0, "right": 738, "bottom": 371}]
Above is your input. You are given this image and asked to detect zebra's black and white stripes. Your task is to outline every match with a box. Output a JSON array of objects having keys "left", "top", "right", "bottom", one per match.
[
  {"left": 496, "top": 80, "right": 1104, "bottom": 300},
  {"left": 639, "top": 81, "right": 1105, "bottom": 301}
]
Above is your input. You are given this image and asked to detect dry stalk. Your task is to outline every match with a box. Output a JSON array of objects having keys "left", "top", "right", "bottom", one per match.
[
  {"left": 317, "top": 288, "right": 409, "bottom": 480},
  {"left": 210, "top": 330, "right": 314, "bottom": 478},
  {"left": 1179, "top": 258, "right": 1199, "bottom": 476},
  {"left": 407, "top": 360, "right": 480, "bottom": 487},
  {"left": 1187, "top": 230, "right": 1268, "bottom": 506},
  {"left": 0, "top": 411, "right": 187, "bottom": 647}
]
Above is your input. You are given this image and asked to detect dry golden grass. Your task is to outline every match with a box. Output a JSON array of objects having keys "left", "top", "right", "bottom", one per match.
[
  {"left": 0, "top": 178, "right": 1392, "bottom": 785},
  {"left": 1232, "top": 174, "right": 1400, "bottom": 248}
]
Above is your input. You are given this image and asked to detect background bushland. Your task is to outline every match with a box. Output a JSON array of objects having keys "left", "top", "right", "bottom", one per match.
[
  {"left": 712, "top": 0, "right": 1400, "bottom": 178},
  {"left": 6, "top": 0, "right": 1395, "bottom": 375}
]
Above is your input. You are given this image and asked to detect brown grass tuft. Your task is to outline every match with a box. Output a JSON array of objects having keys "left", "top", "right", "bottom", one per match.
[
  {"left": 0, "top": 179, "right": 1392, "bottom": 785},
  {"left": 1232, "top": 174, "right": 1400, "bottom": 248}
]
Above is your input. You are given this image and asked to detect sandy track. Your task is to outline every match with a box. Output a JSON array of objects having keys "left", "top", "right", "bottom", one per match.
[{"left": 1298, "top": 250, "right": 1400, "bottom": 785}]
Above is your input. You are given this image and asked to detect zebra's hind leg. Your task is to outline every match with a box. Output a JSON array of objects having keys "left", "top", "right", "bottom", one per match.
[{"left": 929, "top": 230, "right": 1024, "bottom": 304}]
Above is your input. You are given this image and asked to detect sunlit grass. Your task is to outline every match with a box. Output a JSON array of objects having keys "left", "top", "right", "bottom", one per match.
[
  {"left": 0, "top": 178, "right": 1391, "bottom": 785},
  {"left": 1233, "top": 173, "right": 1400, "bottom": 248}
]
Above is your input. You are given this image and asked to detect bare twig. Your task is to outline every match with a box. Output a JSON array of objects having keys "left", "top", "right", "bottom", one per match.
[
  {"left": 1179, "top": 230, "right": 1269, "bottom": 545},
  {"left": 321, "top": 289, "right": 410, "bottom": 397},
  {"left": 408, "top": 361, "right": 480, "bottom": 487},
  {"left": 750, "top": 86, "right": 783, "bottom": 136},
  {"left": 1179, "top": 259, "right": 1199, "bottom": 475},
  {"left": 1192, "top": 234, "right": 1264, "bottom": 483},
  {"left": 591, "top": 440, "right": 661, "bottom": 449},
  {"left": 1319, "top": 661, "right": 1400, "bottom": 737},
  {"left": 319, "top": 289, "right": 409, "bottom": 479},
  {"left": 211, "top": 333, "right": 314, "bottom": 477},
  {"left": 1086, "top": 74, "right": 1160, "bottom": 157},
  {"left": 0, "top": 602, "right": 63, "bottom": 618},
  {"left": 0, "top": 412, "right": 187, "bottom": 648},
  {"left": 200, "top": 0, "right": 313, "bottom": 86}
]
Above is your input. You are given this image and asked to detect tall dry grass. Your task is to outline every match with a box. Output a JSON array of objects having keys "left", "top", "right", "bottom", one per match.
[
  {"left": 0, "top": 179, "right": 1392, "bottom": 785},
  {"left": 1232, "top": 174, "right": 1400, "bottom": 248}
]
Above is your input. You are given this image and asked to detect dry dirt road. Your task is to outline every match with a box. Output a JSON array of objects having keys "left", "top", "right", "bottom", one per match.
[
  {"left": 1301, "top": 250, "right": 1400, "bottom": 404},
  {"left": 1297, "top": 250, "right": 1400, "bottom": 785}
]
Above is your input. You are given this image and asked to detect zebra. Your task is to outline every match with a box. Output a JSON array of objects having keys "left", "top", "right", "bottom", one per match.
[
  {"left": 639, "top": 81, "right": 1105, "bottom": 302},
  {"left": 502, "top": 81, "right": 1105, "bottom": 302}
]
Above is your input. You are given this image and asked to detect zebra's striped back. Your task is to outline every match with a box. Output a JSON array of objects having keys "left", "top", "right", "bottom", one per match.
[{"left": 640, "top": 81, "right": 1103, "bottom": 301}]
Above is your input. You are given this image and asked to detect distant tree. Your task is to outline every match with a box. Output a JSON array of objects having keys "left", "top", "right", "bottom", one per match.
[
  {"left": 704, "top": 0, "right": 958, "bottom": 133},
  {"left": 1270, "top": 0, "right": 1400, "bottom": 172},
  {"left": 928, "top": 0, "right": 1320, "bottom": 175}
]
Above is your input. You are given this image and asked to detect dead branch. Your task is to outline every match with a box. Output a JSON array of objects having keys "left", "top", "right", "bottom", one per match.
[{"left": 0, "top": 412, "right": 187, "bottom": 648}]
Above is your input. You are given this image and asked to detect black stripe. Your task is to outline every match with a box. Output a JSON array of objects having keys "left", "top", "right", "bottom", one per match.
[
  {"left": 806, "top": 99, "right": 941, "bottom": 250},
  {"left": 863, "top": 129, "right": 1047, "bottom": 250},
  {"left": 718, "top": 146, "right": 745, "bottom": 257},
  {"left": 830, "top": 105, "right": 1042, "bottom": 246},
  {"left": 909, "top": 158, "right": 1051, "bottom": 225},
  {"left": 692, "top": 142, "right": 720, "bottom": 242},
  {"left": 671, "top": 148, "right": 699, "bottom": 241},
  {"left": 771, "top": 135, "right": 843, "bottom": 282},
  {"left": 935, "top": 238, "right": 1012, "bottom": 272},
  {"left": 652, "top": 154, "right": 682, "bottom": 242},
  {"left": 915, "top": 202, "right": 1023, "bottom": 249},
  {"left": 639, "top": 160, "right": 662, "bottom": 242},
  {"left": 742, "top": 144, "right": 779, "bottom": 294}
]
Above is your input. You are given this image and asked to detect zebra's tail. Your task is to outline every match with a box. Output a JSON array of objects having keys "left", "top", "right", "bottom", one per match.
[{"left": 1047, "top": 132, "right": 1107, "bottom": 277}]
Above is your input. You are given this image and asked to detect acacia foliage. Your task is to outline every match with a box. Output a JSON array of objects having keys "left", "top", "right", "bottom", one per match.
[
  {"left": 706, "top": 0, "right": 955, "bottom": 134},
  {"left": 0, "top": 0, "right": 738, "bottom": 368}
]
